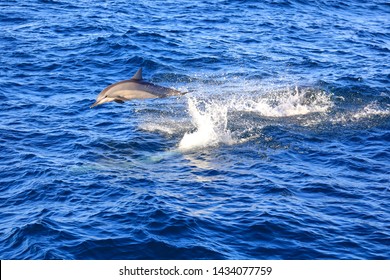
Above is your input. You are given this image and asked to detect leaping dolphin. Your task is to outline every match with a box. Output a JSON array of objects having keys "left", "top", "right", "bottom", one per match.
[{"left": 91, "top": 68, "right": 185, "bottom": 108}]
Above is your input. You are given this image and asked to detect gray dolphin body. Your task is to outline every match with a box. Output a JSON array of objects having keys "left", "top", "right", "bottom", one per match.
[{"left": 91, "top": 68, "right": 184, "bottom": 108}]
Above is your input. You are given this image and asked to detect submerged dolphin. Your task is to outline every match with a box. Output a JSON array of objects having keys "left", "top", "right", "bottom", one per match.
[{"left": 91, "top": 68, "right": 184, "bottom": 108}]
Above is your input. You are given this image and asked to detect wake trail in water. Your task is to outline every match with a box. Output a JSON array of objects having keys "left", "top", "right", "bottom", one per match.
[
  {"left": 138, "top": 76, "right": 389, "bottom": 152},
  {"left": 177, "top": 84, "right": 335, "bottom": 151}
]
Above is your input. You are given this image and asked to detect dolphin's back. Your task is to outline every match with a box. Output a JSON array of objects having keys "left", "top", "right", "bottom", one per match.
[
  {"left": 91, "top": 68, "right": 185, "bottom": 107},
  {"left": 106, "top": 80, "right": 182, "bottom": 100}
]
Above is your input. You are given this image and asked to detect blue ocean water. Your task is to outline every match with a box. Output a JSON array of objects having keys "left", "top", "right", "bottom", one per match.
[{"left": 1, "top": 0, "right": 389, "bottom": 260}]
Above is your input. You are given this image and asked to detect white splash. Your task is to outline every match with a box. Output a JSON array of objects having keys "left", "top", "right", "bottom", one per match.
[
  {"left": 176, "top": 84, "right": 335, "bottom": 151},
  {"left": 178, "top": 97, "right": 235, "bottom": 151},
  {"left": 236, "top": 86, "right": 333, "bottom": 117},
  {"left": 330, "top": 102, "right": 390, "bottom": 125},
  {"left": 135, "top": 74, "right": 388, "bottom": 152},
  {"left": 351, "top": 102, "right": 390, "bottom": 120}
]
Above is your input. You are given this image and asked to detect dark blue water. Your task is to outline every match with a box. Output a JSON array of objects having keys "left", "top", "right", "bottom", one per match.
[{"left": 1, "top": 0, "right": 389, "bottom": 260}]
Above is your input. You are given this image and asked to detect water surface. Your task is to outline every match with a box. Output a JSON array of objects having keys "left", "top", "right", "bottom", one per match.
[{"left": 0, "top": 0, "right": 389, "bottom": 259}]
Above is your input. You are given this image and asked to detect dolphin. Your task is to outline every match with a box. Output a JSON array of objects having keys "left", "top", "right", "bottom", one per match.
[{"left": 90, "top": 68, "right": 185, "bottom": 108}]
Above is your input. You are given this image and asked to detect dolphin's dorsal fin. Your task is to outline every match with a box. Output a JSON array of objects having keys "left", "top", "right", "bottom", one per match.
[{"left": 130, "top": 68, "right": 143, "bottom": 80}]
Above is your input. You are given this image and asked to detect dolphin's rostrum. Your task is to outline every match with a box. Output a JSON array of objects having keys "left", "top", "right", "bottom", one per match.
[{"left": 91, "top": 68, "right": 185, "bottom": 108}]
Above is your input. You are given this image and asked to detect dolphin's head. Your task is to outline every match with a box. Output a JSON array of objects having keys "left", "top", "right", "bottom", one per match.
[{"left": 90, "top": 88, "right": 116, "bottom": 108}]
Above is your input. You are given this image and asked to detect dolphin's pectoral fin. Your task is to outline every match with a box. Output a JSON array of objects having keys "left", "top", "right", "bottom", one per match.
[
  {"left": 130, "top": 68, "right": 143, "bottom": 80},
  {"left": 114, "top": 99, "right": 125, "bottom": 104}
]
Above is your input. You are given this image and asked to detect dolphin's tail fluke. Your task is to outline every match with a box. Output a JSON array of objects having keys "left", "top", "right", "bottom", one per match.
[{"left": 180, "top": 90, "right": 194, "bottom": 95}]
